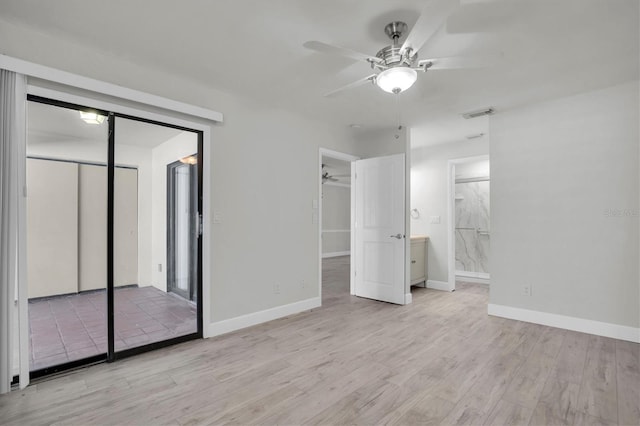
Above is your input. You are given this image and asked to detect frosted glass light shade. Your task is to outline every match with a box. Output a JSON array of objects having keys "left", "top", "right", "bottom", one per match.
[
  {"left": 376, "top": 67, "right": 418, "bottom": 93},
  {"left": 79, "top": 111, "right": 105, "bottom": 124}
]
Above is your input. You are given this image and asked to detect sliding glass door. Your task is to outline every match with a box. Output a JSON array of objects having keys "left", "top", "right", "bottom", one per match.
[
  {"left": 112, "top": 115, "right": 200, "bottom": 356},
  {"left": 24, "top": 97, "right": 203, "bottom": 377},
  {"left": 26, "top": 100, "right": 109, "bottom": 374}
]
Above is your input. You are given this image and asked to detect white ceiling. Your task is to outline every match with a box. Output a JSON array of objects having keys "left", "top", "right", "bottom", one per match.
[{"left": 4, "top": 0, "right": 638, "bottom": 147}]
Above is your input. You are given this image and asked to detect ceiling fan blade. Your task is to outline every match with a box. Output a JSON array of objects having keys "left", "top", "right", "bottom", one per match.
[
  {"left": 324, "top": 74, "right": 377, "bottom": 98},
  {"left": 401, "top": 0, "right": 460, "bottom": 55},
  {"left": 304, "top": 41, "right": 381, "bottom": 64},
  {"left": 419, "top": 54, "right": 500, "bottom": 70}
]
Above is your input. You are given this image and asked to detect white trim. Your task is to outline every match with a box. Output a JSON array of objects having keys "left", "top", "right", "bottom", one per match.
[
  {"left": 427, "top": 279, "right": 453, "bottom": 292},
  {"left": 405, "top": 293, "right": 413, "bottom": 304},
  {"left": 1, "top": 54, "right": 223, "bottom": 122},
  {"left": 322, "top": 229, "right": 350, "bottom": 233},
  {"left": 456, "top": 270, "right": 490, "bottom": 280},
  {"left": 404, "top": 132, "right": 411, "bottom": 305},
  {"left": 201, "top": 127, "right": 212, "bottom": 338},
  {"left": 15, "top": 74, "right": 29, "bottom": 390},
  {"left": 318, "top": 148, "right": 360, "bottom": 301},
  {"left": 488, "top": 304, "right": 640, "bottom": 343},
  {"left": 207, "top": 297, "right": 321, "bottom": 337},
  {"left": 456, "top": 276, "right": 490, "bottom": 285},
  {"left": 447, "top": 155, "right": 490, "bottom": 292},
  {"left": 323, "top": 182, "right": 351, "bottom": 189},
  {"left": 322, "top": 251, "right": 350, "bottom": 258},
  {"left": 28, "top": 86, "right": 207, "bottom": 132}
]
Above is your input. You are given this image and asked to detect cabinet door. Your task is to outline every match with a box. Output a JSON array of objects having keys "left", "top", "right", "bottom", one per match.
[{"left": 410, "top": 241, "right": 425, "bottom": 283}]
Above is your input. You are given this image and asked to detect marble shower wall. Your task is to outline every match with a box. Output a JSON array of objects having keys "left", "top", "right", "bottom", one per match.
[{"left": 455, "top": 180, "right": 490, "bottom": 274}]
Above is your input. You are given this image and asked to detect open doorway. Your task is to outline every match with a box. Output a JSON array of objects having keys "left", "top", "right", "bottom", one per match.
[
  {"left": 448, "top": 155, "right": 490, "bottom": 293},
  {"left": 319, "top": 149, "right": 357, "bottom": 306}
]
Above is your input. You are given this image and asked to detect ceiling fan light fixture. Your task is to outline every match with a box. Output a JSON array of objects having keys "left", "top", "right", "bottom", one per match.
[
  {"left": 376, "top": 67, "right": 417, "bottom": 94},
  {"left": 79, "top": 111, "right": 105, "bottom": 125}
]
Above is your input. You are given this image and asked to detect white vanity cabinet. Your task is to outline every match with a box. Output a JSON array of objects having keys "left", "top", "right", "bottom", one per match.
[{"left": 410, "top": 236, "right": 428, "bottom": 287}]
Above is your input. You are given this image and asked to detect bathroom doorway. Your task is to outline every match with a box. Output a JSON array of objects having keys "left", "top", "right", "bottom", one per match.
[{"left": 448, "top": 156, "right": 490, "bottom": 290}]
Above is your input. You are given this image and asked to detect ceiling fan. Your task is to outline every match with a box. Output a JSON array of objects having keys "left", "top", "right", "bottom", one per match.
[
  {"left": 322, "top": 164, "right": 349, "bottom": 184},
  {"left": 304, "top": 0, "right": 492, "bottom": 97}
]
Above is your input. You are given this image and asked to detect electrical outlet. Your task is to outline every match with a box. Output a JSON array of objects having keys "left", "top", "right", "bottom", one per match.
[
  {"left": 301, "top": 281, "right": 306, "bottom": 289},
  {"left": 158, "top": 263, "right": 162, "bottom": 272},
  {"left": 273, "top": 284, "right": 281, "bottom": 294},
  {"left": 522, "top": 284, "right": 532, "bottom": 296},
  {"left": 430, "top": 216, "right": 441, "bottom": 224}
]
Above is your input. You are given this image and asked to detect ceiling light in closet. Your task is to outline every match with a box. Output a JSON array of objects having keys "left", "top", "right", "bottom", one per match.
[{"left": 79, "top": 111, "right": 105, "bottom": 124}]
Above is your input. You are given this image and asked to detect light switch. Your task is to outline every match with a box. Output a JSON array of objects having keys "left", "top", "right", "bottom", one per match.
[
  {"left": 430, "top": 216, "right": 441, "bottom": 224},
  {"left": 312, "top": 211, "right": 319, "bottom": 224},
  {"left": 213, "top": 211, "right": 222, "bottom": 224},
  {"left": 312, "top": 199, "right": 319, "bottom": 209}
]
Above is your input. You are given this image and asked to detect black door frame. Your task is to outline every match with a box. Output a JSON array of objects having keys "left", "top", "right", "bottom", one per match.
[
  {"left": 166, "top": 158, "right": 198, "bottom": 302},
  {"left": 24, "top": 95, "right": 204, "bottom": 379}
]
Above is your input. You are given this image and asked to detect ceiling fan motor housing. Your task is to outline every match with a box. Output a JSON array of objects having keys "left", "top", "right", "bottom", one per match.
[
  {"left": 375, "top": 45, "right": 416, "bottom": 69},
  {"left": 374, "top": 21, "right": 417, "bottom": 70}
]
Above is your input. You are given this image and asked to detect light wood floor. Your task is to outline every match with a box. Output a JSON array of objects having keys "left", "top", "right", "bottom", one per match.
[{"left": 1, "top": 256, "right": 638, "bottom": 425}]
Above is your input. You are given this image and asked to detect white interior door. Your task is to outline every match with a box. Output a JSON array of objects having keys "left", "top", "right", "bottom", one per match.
[{"left": 354, "top": 153, "right": 406, "bottom": 304}]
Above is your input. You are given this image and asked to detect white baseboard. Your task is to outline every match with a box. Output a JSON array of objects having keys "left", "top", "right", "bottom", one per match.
[
  {"left": 405, "top": 293, "right": 412, "bottom": 304},
  {"left": 206, "top": 297, "right": 321, "bottom": 338},
  {"left": 488, "top": 304, "right": 640, "bottom": 343},
  {"left": 456, "top": 270, "right": 490, "bottom": 280},
  {"left": 456, "top": 276, "right": 490, "bottom": 285},
  {"left": 322, "top": 251, "right": 350, "bottom": 258},
  {"left": 427, "top": 280, "right": 453, "bottom": 292}
]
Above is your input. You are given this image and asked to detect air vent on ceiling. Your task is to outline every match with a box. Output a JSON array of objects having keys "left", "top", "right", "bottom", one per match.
[
  {"left": 462, "top": 107, "right": 494, "bottom": 119},
  {"left": 466, "top": 133, "right": 485, "bottom": 140}
]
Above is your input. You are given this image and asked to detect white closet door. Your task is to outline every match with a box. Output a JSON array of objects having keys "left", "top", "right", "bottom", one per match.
[
  {"left": 114, "top": 167, "right": 139, "bottom": 287},
  {"left": 78, "top": 164, "right": 107, "bottom": 292},
  {"left": 26, "top": 158, "right": 78, "bottom": 298}
]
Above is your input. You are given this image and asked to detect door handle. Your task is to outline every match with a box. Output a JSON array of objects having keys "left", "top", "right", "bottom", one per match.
[{"left": 389, "top": 234, "right": 404, "bottom": 239}]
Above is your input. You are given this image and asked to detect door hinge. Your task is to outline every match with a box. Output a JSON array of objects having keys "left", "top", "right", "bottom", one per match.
[{"left": 198, "top": 214, "right": 203, "bottom": 236}]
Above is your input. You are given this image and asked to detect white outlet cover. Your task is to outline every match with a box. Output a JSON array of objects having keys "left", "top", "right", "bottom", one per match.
[
  {"left": 430, "top": 216, "right": 441, "bottom": 224},
  {"left": 312, "top": 199, "right": 319, "bottom": 209},
  {"left": 213, "top": 211, "right": 222, "bottom": 224}
]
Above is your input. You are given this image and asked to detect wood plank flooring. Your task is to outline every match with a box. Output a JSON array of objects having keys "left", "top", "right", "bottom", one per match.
[{"left": 0, "top": 256, "right": 638, "bottom": 425}]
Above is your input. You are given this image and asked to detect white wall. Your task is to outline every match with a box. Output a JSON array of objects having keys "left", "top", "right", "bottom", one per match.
[
  {"left": 490, "top": 81, "right": 639, "bottom": 330},
  {"left": 151, "top": 132, "right": 198, "bottom": 292},
  {"left": 410, "top": 138, "right": 490, "bottom": 284},
  {"left": 0, "top": 18, "right": 361, "bottom": 326},
  {"left": 321, "top": 184, "right": 351, "bottom": 256}
]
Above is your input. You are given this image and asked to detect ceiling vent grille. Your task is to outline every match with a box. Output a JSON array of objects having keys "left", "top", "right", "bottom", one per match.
[
  {"left": 466, "top": 133, "right": 485, "bottom": 140},
  {"left": 462, "top": 107, "right": 495, "bottom": 119}
]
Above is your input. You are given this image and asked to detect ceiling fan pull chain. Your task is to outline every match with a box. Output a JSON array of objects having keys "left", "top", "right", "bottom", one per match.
[{"left": 395, "top": 93, "right": 402, "bottom": 131}]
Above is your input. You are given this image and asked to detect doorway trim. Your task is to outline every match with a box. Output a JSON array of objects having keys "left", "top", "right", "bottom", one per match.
[
  {"left": 318, "top": 148, "right": 359, "bottom": 302},
  {"left": 447, "top": 154, "right": 490, "bottom": 292}
]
